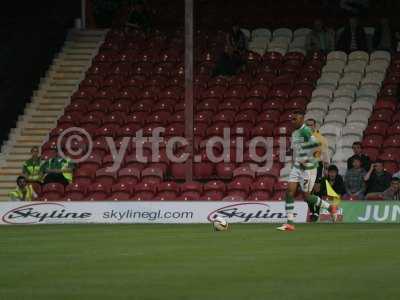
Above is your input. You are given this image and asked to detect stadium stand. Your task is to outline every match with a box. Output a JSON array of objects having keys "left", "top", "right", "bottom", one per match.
[
  {"left": 0, "top": 30, "right": 107, "bottom": 201},
  {"left": 1, "top": 0, "right": 399, "bottom": 201}
]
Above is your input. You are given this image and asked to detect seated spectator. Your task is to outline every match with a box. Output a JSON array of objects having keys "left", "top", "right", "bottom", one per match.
[
  {"left": 125, "top": 1, "right": 152, "bottom": 33},
  {"left": 319, "top": 165, "right": 347, "bottom": 198},
  {"left": 344, "top": 157, "right": 367, "bottom": 199},
  {"left": 213, "top": 23, "right": 247, "bottom": 78},
  {"left": 226, "top": 22, "right": 248, "bottom": 55},
  {"left": 42, "top": 149, "right": 74, "bottom": 186},
  {"left": 22, "top": 146, "right": 44, "bottom": 184},
  {"left": 347, "top": 142, "right": 370, "bottom": 172},
  {"left": 306, "top": 19, "right": 335, "bottom": 54},
  {"left": 9, "top": 176, "right": 38, "bottom": 201},
  {"left": 364, "top": 160, "right": 392, "bottom": 197},
  {"left": 337, "top": 17, "right": 367, "bottom": 53},
  {"left": 382, "top": 178, "right": 400, "bottom": 200},
  {"left": 393, "top": 170, "right": 400, "bottom": 179},
  {"left": 340, "top": 0, "right": 369, "bottom": 16},
  {"left": 373, "top": 18, "right": 398, "bottom": 52}
]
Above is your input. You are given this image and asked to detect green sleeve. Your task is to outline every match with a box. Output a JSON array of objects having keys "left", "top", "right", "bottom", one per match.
[
  {"left": 300, "top": 126, "right": 321, "bottom": 149},
  {"left": 40, "top": 160, "right": 49, "bottom": 173},
  {"left": 22, "top": 162, "right": 29, "bottom": 175}
]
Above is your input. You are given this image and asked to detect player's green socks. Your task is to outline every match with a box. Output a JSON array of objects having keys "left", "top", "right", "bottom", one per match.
[
  {"left": 285, "top": 194, "right": 295, "bottom": 224},
  {"left": 305, "top": 195, "right": 330, "bottom": 210}
]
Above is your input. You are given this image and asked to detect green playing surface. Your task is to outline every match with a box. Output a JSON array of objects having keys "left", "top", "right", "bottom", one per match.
[{"left": 0, "top": 224, "right": 399, "bottom": 300}]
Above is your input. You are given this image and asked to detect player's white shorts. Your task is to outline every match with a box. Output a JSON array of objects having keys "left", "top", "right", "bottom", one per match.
[{"left": 288, "top": 167, "right": 317, "bottom": 193}]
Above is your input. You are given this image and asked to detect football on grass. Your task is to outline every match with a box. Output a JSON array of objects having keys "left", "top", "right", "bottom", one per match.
[{"left": 213, "top": 217, "right": 229, "bottom": 231}]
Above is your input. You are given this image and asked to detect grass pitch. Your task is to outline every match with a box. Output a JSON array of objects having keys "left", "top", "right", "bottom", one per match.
[{"left": 0, "top": 224, "right": 399, "bottom": 300}]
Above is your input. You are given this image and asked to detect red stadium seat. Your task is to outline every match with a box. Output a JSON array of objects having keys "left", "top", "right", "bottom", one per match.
[
  {"left": 41, "top": 183, "right": 65, "bottom": 200},
  {"left": 369, "top": 109, "right": 394, "bottom": 124},
  {"left": 362, "top": 135, "right": 384, "bottom": 149},
  {"left": 141, "top": 167, "right": 163, "bottom": 185},
  {"left": 252, "top": 177, "right": 276, "bottom": 194},
  {"left": 274, "top": 181, "right": 288, "bottom": 192},
  {"left": 262, "top": 99, "right": 284, "bottom": 111},
  {"left": 364, "top": 122, "right": 389, "bottom": 136},
  {"left": 248, "top": 191, "right": 272, "bottom": 201},
  {"left": 272, "top": 191, "right": 286, "bottom": 201},
  {"left": 362, "top": 148, "right": 380, "bottom": 162},
  {"left": 383, "top": 135, "right": 400, "bottom": 149},
  {"left": 384, "top": 161, "right": 398, "bottom": 174},
  {"left": 117, "top": 167, "right": 141, "bottom": 186},
  {"left": 65, "top": 183, "right": 87, "bottom": 201},
  {"left": 216, "top": 162, "right": 236, "bottom": 179},
  {"left": 95, "top": 168, "right": 116, "bottom": 186},
  {"left": 232, "top": 166, "right": 255, "bottom": 186},
  {"left": 87, "top": 182, "right": 111, "bottom": 201},
  {"left": 79, "top": 154, "right": 103, "bottom": 174}
]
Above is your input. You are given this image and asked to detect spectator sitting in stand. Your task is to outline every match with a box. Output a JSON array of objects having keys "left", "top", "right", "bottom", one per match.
[
  {"left": 364, "top": 160, "right": 392, "bottom": 199},
  {"left": 306, "top": 19, "right": 335, "bottom": 54},
  {"left": 42, "top": 148, "right": 74, "bottom": 186},
  {"left": 337, "top": 17, "right": 367, "bottom": 53},
  {"left": 213, "top": 23, "right": 247, "bottom": 78},
  {"left": 373, "top": 18, "right": 398, "bottom": 52},
  {"left": 382, "top": 178, "right": 400, "bottom": 200},
  {"left": 344, "top": 157, "right": 367, "bottom": 199},
  {"left": 340, "top": 0, "right": 369, "bottom": 16},
  {"left": 22, "top": 146, "right": 45, "bottom": 184},
  {"left": 9, "top": 176, "right": 38, "bottom": 201},
  {"left": 319, "top": 165, "right": 347, "bottom": 198},
  {"left": 347, "top": 141, "right": 370, "bottom": 172},
  {"left": 125, "top": 1, "right": 152, "bottom": 33}
]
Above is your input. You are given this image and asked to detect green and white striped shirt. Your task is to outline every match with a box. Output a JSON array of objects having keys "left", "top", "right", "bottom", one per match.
[{"left": 291, "top": 124, "right": 321, "bottom": 170}]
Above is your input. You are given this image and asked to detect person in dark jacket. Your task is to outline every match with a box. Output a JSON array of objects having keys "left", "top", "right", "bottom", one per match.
[
  {"left": 337, "top": 17, "right": 367, "bottom": 53},
  {"left": 319, "top": 165, "right": 347, "bottom": 198},
  {"left": 347, "top": 142, "right": 370, "bottom": 172},
  {"left": 365, "top": 160, "right": 392, "bottom": 196},
  {"left": 373, "top": 18, "right": 398, "bottom": 52},
  {"left": 213, "top": 22, "right": 247, "bottom": 77}
]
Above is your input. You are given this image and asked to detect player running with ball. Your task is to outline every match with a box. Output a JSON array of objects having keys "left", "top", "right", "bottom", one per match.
[{"left": 277, "top": 111, "right": 337, "bottom": 231}]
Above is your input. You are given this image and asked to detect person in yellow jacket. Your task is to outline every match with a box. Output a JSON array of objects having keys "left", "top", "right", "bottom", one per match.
[
  {"left": 9, "top": 176, "right": 38, "bottom": 201},
  {"left": 22, "top": 146, "right": 45, "bottom": 183},
  {"left": 42, "top": 148, "right": 74, "bottom": 186}
]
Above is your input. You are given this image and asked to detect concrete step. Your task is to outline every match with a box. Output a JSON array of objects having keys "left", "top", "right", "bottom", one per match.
[
  {"left": 2, "top": 161, "right": 28, "bottom": 169},
  {"left": 68, "top": 29, "right": 106, "bottom": 38},
  {"left": 0, "top": 175, "right": 18, "bottom": 183},
  {"left": 5, "top": 148, "right": 36, "bottom": 155},
  {"left": 0, "top": 196, "right": 10, "bottom": 201},
  {"left": 49, "top": 79, "right": 79, "bottom": 86},
  {"left": 36, "top": 103, "right": 66, "bottom": 111},
  {"left": 38, "top": 97, "right": 69, "bottom": 104},
  {"left": 58, "top": 61, "right": 88, "bottom": 68},
  {"left": 5, "top": 154, "right": 31, "bottom": 162},
  {"left": 64, "top": 48, "right": 96, "bottom": 55},
  {"left": 14, "top": 137, "right": 46, "bottom": 145},
  {"left": 25, "top": 119, "right": 55, "bottom": 126},
  {"left": 21, "top": 125, "right": 54, "bottom": 133},
  {"left": 52, "top": 66, "right": 85, "bottom": 73},
  {"left": 47, "top": 85, "right": 76, "bottom": 93},
  {"left": 0, "top": 182, "right": 16, "bottom": 188},
  {"left": 0, "top": 168, "right": 21, "bottom": 176},
  {"left": 50, "top": 72, "right": 82, "bottom": 80},
  {"left": 30, "top": 110, "right": 60, "bottom": 118},
  {"left": 21, "top": 128, "right": 51, "bottom": 136},
  {"left": 43, "top": 91, "right": 73, "bottom": 98}
]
